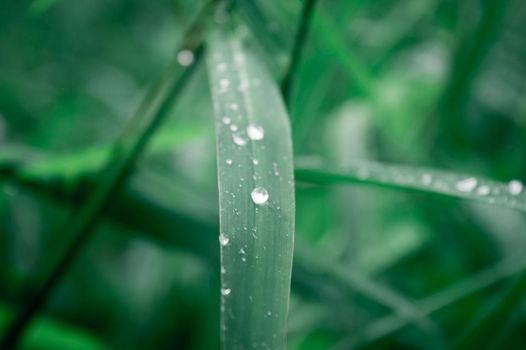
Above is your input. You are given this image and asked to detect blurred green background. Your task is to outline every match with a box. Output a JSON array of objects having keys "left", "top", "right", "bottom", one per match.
[{"left": 1, "top": 0, "right": 526, "bottom": 349}]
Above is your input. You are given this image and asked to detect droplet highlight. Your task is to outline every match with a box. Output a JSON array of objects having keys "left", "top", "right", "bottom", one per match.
[
  {"left": 247, "top": 124, "right": 264, "bottom": 140},
  {"left": 251, "top": 187, "right": 269, "bottom": 204},
  {"left": 177, "top": 49, "right": 194, "bottom": 66},
  {"left": 508, "top": 180, "right": 523, "bottom": 196},
  {"left": 456, "top": 177, "right": 477, "bottom": 193},
  {"left": 219, "top": 232, "right": 229, "bottom": 246}
]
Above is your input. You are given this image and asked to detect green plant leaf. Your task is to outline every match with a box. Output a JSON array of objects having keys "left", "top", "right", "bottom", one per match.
[
  {"left": 295, "top": 159, "right": 526, "bottom": 213},
  {"left": 207, "top": 25, "right": 295, "bottom": 349}
]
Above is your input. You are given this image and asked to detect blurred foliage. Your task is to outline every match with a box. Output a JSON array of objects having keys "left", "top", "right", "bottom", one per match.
[{"left": 1, "top": 0, "right": 526, "bottom": 349}]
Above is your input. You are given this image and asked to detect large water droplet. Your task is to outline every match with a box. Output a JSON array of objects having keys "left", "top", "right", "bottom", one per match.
[
  {"left": 508, "top": 180, "right": 523, "bottom": 196},
  {"left": 233, "top": 134, "right": 247, "bottom": 146},
  {"left": 221, "top": 288, "right": 231, "bottom": 296},
  {"left": 456, "top": 177, "right": 477, "bottom": 192},
  {"left": 177, "top": 50, "right": 194, "bottom": 66},
  {"left": 247, "top": 124, "right": 264, "bottom": 140},
  {"left": 219, "top": 232, "right": 229, "bottom": 246},
  {"left": 251, "top": 187, "right": 269, "bottom": 204}
]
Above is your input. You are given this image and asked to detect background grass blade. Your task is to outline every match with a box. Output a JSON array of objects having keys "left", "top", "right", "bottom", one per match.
[
  {"left": 451, "top": 270, "right": 526, "bottom": 350},
  {"left": 207, "top": 25, "right": 295, "bottom": 349},
  {"left": 0, "top": 4, "right": 210, "bottom": 347},
  {"left": 295, "top": 159, "right": 526, "bottom": 212}
]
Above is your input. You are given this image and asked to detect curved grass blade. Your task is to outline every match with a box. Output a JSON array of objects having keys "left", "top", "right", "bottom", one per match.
[
  {"left": 207, "top": 26, "right": 295, "bottom": 349},
  {"left": 295, "top": 159, "right": 526, "bottom": 213}
]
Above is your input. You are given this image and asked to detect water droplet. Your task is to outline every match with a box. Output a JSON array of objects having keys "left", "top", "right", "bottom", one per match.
[
  {"left": 225, "top": 159, "right": 233, "bottom": 165},
  {"left": 477, "top": 185, "right": 490, "bottom": 196},
  {"left": 456, "top": 177, "right": 477, "bottom": 192},
  {"left": 233, "top": 134, "right": 246, "bottom": 146},
  {"left": 221, "top": 266, "right": 226, "bottom": 274},
  {"left": 222, "top": 117, "right": 231, "bottom": 125},
  {"left": 228, "top": 103, "right": 239, "bottom": 111},
  {"left": 508, "top": 180, "right": 523, "bottom": 196},
  {"left": 221, "top": 288, "right": 231, "bottom": 296},
  {"left": 240, "top": 247, "right": 246, "bottom": 255},
  {"left": 220, "top": 79, "right": 230, "bottom": 88},
  {"left": 219, "top": 232, "right": 229, "bottom": 246},
  {"left": 217, "top": 63, "right": 227, "bottom": 72},
  {"left": 177, "top": 49, "right": 194, "bottom": 66},
  {"left": 247, "top": 124, "right": 264, "bottom": 140},
  {"left": 251, "top": 187, "right": 269, "bottom": 204},
  {"left": 252, "top": 159, "right": 259, "bottom": 165},
  {"left": 421, "top": 174, "right": 432, "bottom": 185},
  {"left": 230, "top": 124, "right": 238, "bottom": 132}
]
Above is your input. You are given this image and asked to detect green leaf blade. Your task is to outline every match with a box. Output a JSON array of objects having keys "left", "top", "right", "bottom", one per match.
[{"left": 207, "top": 27, "right": 295, "bottom": 349}]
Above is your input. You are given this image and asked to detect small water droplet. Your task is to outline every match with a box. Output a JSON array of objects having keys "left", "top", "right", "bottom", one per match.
[
  {"left": 508, "top": 180, "right": 523, "bottom": 196},
  {"left": 222, "top": 117, "right": 231, "bottom": 125},
  {"left": 225, "top": 159, "right": 233, "bottom": 165},
  {"left": 220, "top": 79, "right": 230, "bottom": 88},
  {"left": 247, "top": 124, "right": 264, "bottom": 140},
  {"left": 421, "top": 174, "right": 432, "bottom": 185},
  {"left": 456, "top": 177, "right": 477, "bottom": 192},
  {"left": 233, "top": 134, "right": 246, "bottom": 146},
  {"left": 228, "top": 103, "right": 239, "bottom": 111},
  {"left": 252, "top": 159, "right": 259, "bottom": 165},
  {"left": 251, "top": 187, "right": 269, "bottom": 204},
  {"left": 230, "top": 124, "right": 238, "bottom": 132},
  {"left": 476, "top": 185, "right": 490, "bottom": 196},
  {"left": 221, "top": 266, "right": 226, "bottom": 274},
  {"left": 240, "top": 247, "right": 246, "bottom": 255},
  {"left": 221, "top": 288, "right": 231, "bottom": 296},
  {"left": 177, "top": 49, "right": 194, "bottom": 66},
  {"left": 217, "top": 63, "right": 227, "bottom": 72},
  {"left": 219, "top": 232, "right": 229, "bottom": 246}
]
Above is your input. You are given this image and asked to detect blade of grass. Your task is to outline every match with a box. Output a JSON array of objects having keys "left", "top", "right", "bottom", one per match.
[
  {"left": 0, "top": 3, "right": 211, "bottom": 348},
  {"left": 451, "top": 270, "right": 526, "bottom": 350},
  {"left": 295, "top": 158, "right": 526, "bottom": 213},
  {"left": 207, "top": 24, "right": 295, "bottom": 349},
  {"left": 331, "top": 254, "right": 526, "bottom": 350},
  {"left": 280, "top": 0, "right": 319, "bottom": 106},
  {"left": 294, "top": 242, "right": 445, "bottom": 346}
]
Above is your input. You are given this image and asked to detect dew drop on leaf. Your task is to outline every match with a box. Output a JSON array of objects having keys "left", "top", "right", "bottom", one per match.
[
  {"left": 225, "top": 159, "right": 233, "bottom": 165},
  {"left": 222, "top": 117, "right": 231, "bottom": 125},
  {"left": 476, "top": 185, "right": 490, "bottom": 196},
  {"left": 221, "top": 288, "right": 231, "bottom": 296},
  {"left": 421, "top": 173, "right": 432, "bottom": 185},
  {"left": 508, "top": 180, "right": 523, "bottom": 196},
  {"left": 177, "top": 49, "right": 194, "bottom": 66},
  {"left": 456, "top": 177, "right": 477, "bottom": 192},
  {"left": 247, "top": 124, "right": 264, "bottom": 140},
  {"left": 233, "top": 134, "right": 246, "bottom": 146},
  {"left": 251, "top": 187, "right": 269, "bottom": 204},
  {"left": 219, "top": 232, "right": 229, "bottom": 246}
]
